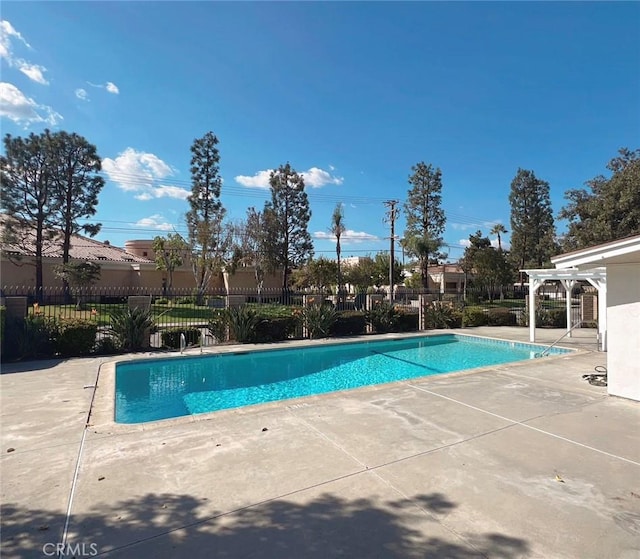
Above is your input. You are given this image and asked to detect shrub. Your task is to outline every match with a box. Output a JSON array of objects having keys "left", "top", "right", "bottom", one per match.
[
  {"left": 547, "top": 309, "right": 567, "bottom": 328},
  {"left": 423, "top": 303, "right": 457, "bottom": 329},
  {"left": 94, "top": 337, "right": 120, "bottom": 355},
  {"left": 154, "top": 297, "right": 169, "bottom": 305},
  {"left": 175, "top": 296, "right": 196, "bottom": 305},
  {"left": 253, "top": 316, "right": 299, "bottom": 342},
  {"left": 109, "top": 307, "right": 155, "bottom": 352},
  {"left": 227, "top": 306, "right": 260, "bottom": 343},
  {"left": 486, "top": 307, "right": 516, "bottom": 326},
  {"left": 3, "top": 315, "right": 57, "bottom": 361},
  {"left": 396, "top": 311, "right": 419, "bottom": 332},
  {"left": 207, "top": 310, "right": 228, "bottom": 343},
  {"left": 364, "top": 301, "right": 403, "bottom": 333},
  {"left": 55, "top": 319, "right": 98, "bottom": 356},
  {"left": 304, "top": 304, "right": 337, "bottom": 339},
  {"left": 463, "top": 307, "right": 488, "bottom": 327},
  {"left": 330, "top": 311, "right": 366, "bottom": 336},
  {"left": 161, "top": 327, "right": 202, "bottom": 349}
]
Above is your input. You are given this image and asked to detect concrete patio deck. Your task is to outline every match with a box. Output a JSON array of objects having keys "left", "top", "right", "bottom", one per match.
[{"left": 1, "top": 327, "right": 639, "bottom": 558}]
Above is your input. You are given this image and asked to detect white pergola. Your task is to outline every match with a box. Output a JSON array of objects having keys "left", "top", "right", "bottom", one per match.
[{"left": 522, "top": 267, "right": 607, "bottom": 350}]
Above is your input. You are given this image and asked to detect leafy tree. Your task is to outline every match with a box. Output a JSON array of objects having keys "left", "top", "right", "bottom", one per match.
[
  {"left": 403, "top": 162, "right": 446, "bottom": 289},
  {"left": 152, "top": 233, "right": 189, "bottom": 292},
  {"left": 290, "top": 257, "right": 338, "bottom": 291},
  {"left": 460, "top": 231, "right": 513, "bottom": 301},
  {"left": 228, "top": 207, "right": 271, "bottom": 299},
  {"left": 330, "top": 203, "right": 346, "bottom": 294},
  {"left": 0, "top": 132, "right": 59, "bottom": 296},
  {"left": 371, "top": 253, "right": 403, "bottom": 288},
  {"left": 508, "top": 168, "right": 557, "bottom": 280},
  {"left": 344, "top": 256, "right": 376, "bottom": 291},
  {"left": 559, "top": 148, "right": 640, "bottom": 250},
  {"left": 54, "top": 261, "right": 101, "bottom": 309},
  {"left": 263, "top": 163, "right": 313, "bottom": 289},
  {"left": 185, "top": 131, "right": 229, "bottom": 299},
  {"left": 489, "top": 223, "right": 508, "bottom": 252}
]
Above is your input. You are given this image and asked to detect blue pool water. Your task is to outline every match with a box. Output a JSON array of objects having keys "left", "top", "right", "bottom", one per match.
[{"left": 115, "top": 334, "right": 570, "bottom": 423}]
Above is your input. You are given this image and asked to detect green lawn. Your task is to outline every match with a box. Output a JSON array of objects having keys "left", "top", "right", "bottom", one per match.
[{"left": 29, "top": 302, "right": 216, "bottom": 327}]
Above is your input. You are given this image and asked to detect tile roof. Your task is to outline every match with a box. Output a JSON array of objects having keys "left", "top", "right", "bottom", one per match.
[{"left": 1, "top": 217, "right": 153, "bottom": 264}]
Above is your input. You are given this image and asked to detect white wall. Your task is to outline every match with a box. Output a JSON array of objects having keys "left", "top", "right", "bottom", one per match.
[{"left": 607, "top": 264, "right": 640, "bottom": 401}]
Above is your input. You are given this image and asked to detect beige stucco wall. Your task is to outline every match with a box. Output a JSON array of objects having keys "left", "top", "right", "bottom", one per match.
[
  {"left": 606, "top": 263, "right": 640, "bottom": 401},
  {"left": 223, "top": 267, "right": 283, "bottom": 291}
]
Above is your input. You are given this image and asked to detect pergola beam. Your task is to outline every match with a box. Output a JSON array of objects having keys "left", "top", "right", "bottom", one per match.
[{"left": 522, "top": 267, "right": 606, "bottom": 349}]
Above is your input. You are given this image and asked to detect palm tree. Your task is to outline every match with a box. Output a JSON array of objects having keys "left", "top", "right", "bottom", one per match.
[
  {"left": 330, "top": 204, "right": 346, "bottom": 298},
  {"left": 490, "top": 223, "right": 508, "bottom": 251}
]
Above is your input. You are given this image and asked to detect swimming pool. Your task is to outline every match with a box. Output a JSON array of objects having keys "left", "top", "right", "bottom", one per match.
[{"left": 115, "top": 334, "right": 571, "bottom": 424}]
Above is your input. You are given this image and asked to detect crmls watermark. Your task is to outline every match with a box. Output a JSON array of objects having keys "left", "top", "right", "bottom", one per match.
[{"left": 42, "top": 542, "right": 98, "bottom": 557}]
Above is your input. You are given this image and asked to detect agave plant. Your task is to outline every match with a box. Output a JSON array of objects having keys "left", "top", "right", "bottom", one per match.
[
  {"left": 108, "top": 307, "right": 155, "bottom": 352},
  {"left": 303, "top": 303, "right": 337, "bottom": 340},
  {"left": 226, "top": 306, "right": 260, "bottom": 343}
]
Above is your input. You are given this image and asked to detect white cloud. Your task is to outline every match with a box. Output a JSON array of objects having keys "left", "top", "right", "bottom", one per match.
[
  {"left": 235, "top": 169, "right": 272, "bottom": 188},
  {"left": 16, "top": 61, "right": 48, "bottom": 85},
  {"left": 314, "top": 229, "right": 379, "bottom": 245},
  {"left": 103, "top": 148, "right": 186, "bottom": 200},
  {"left": 88, "top": 81, "right": 120, "bottom": 94},
  {"left": 75, "top": 88, "right": 89, "bottom": 101},
  {"left": 458, "top": 238, "right": 472, "bottom": 248},
  {"left": 302, "top": 167, "right": 344, "bottom": 188},
  {"left": 133, "top": 214, "right": 174, "bottom": 231},
  {"left": 105, "top": 81, "right": 119, "bottom": 94},
  {"left": 235, "top": 166, "right": 343, "bottom": 189},
  {"left": 0, "top": 20, "right": 31, "bottom": 61},
  {"left": 0, "top": 82, "right": 62, "bottom": 126},
  {"left": 1, "top": 21, "right": 50, "bottom": 86}
]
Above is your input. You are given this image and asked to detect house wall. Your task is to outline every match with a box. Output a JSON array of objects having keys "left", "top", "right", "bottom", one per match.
[
  {"left": 607, "top": 263, "right": 640, "bottom": 401},
  {"left": 223, "top": 267, "right": 283, "bottom": 291}
]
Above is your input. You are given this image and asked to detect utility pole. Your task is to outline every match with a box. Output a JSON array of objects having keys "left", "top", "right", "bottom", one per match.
[{"left": 384, "top": 200, "right": 399, "bottom": 302}]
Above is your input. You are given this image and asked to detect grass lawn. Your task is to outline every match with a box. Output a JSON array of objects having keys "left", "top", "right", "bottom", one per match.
[{"left": 28, "top": 303, "right": 216, "bottom": 327}]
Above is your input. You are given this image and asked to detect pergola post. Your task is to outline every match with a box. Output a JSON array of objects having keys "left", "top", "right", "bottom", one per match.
[
  {"left": 528, "top": 277, "right": 543, "bottom": 342},
  {"left": 586, "top": 276, "right": 607, "bottom": 351},
  {"left": 559, "top": 279, "right": 576, "bottom": 337}
]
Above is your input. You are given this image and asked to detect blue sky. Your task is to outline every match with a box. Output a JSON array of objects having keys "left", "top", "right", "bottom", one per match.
[{"left": 1, "top": 2, "right": 639, "bottom": 263}]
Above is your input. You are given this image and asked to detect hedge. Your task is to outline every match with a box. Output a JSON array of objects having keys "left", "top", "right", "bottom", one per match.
[
  {"left": 330, "top": 311, "right": 366, "bottom": 336},
  {"left": 462, "top": 307, "right": 488, "bottom": 327},
  {"left": 55, "top": 318, "right": 98, "bottom": 356},
  {"left": 161, "top": 327, "right": 202, "bottom": 348},
  {"left": 486, "top": 307, "right": 516, "bottom": 326},
  {"left": 252, "top": 316, "right": 299, "bottom": 342}
]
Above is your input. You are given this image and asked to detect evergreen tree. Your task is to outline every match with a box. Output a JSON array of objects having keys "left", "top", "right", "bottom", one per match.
[
  {"left": 403, "top": 162, "right": 446, "bottom": 289},
  {"left": 0, "top": 132, "right": 58, "bottom": 296},
  {"left": 559, "top": 148, "right": 640, "bottom": 250},
  {"left": 185, "top": 131, "right": 229, "bottom": 298},
  {"left": 508, "top": 168, "right": 557, "bottom": 280},
  {"left": 263, "top": 163, "right": 313, "bottom": 289}
]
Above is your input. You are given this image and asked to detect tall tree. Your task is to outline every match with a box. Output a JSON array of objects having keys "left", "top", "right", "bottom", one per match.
[
  {"left": 229, "top": 207, "right": 270, "bottom": 298},
  {"left": 508, "top": 169, "right": 557, "bottom": 279},
  {"left": 48, "top": 131, "right": 104, "bottom": 298},
  {"left": 460, "top": 230, "right": 513, "bottom": 301},
  {"left": 153, "top": 233, "right": 189, "bottom": 292},
  {"left": 263, "top": 163, "right": 313, "bottom": 289},
  {"left": 0, "top": 132, "right": 59, "bottom": 296},
  {"left": 290, "top": 257, "right": 339, "bottom": 291},
  {"left": 403, "top": 162, "right": 446, "bottom": 289},
  {"left": 330, "top": 203, "right": 346, "bottom": 295},
  {"left": 559, "top": 148, "right": 640, "bottom": 250},
  {"left": 48, "top": 131, "right": 104, "bottom": 263},
  {"left": 185, "top": 131, "right": 228, "bottom": 299},
  {"left": 489, "top": 223, "right": 508, "bottom": 252}
]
